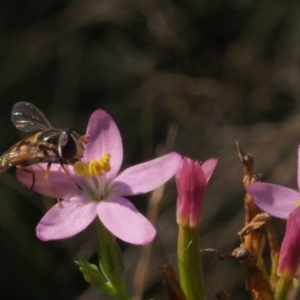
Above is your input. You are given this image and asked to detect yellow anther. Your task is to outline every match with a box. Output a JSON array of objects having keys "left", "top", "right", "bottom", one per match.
[
  {"left": 98, "top": 153, "right": 111, "bottom": 172},
  {"left": 87, "top": 159, "right": 102, "bottom": 177},
  {"left": 296, "top": 200, "right": 300, "bottom": 207},
  {"left": 74, "top": 161, "right": 90, "bottom": 177},
  {"left": 74, "top": 153, "right": 111, "bottom": 178}
]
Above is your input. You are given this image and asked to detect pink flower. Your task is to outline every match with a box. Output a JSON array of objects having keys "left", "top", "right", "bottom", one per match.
[
  {"left": 277, "top": 206, "right": 300, "bottom": 278},
  {"left": 247, "top": 145, "right": 300, "bottom": 278},
  {"left": 176, "top": 157, "right": 217, "bottom": 227},
  {"left": 17, "top": 110, "right": 182, "bottom": 245},
  {"left": 247, "top": 145, "right": 300, "bottom": 219}
]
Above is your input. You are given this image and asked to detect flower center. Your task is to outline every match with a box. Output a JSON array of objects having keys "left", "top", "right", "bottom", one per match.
[
  {"left": 73, "top": 153, "right": 112, "bottom": 201},
  {"left": 74, "top": 153, "right": 111, "bottom": 178}
]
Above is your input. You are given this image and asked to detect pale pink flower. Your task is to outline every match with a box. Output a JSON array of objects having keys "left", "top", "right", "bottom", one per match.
[{"left": 17, "top": 110, "right": 182, "bottom": 245}]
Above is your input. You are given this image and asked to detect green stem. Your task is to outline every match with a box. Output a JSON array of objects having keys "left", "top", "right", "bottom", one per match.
[
  {"left": 178, "top": 225, "right": 206, "bottom": 300},
  {"left": 95, "top": 219, "right": 130, "bottom": 300},
  {"left": 275, "top": 277, "right": 293, "bottom": 300}
]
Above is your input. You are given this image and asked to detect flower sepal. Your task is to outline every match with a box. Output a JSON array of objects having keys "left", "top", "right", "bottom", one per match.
[{"left": 76, "top": 259, "right": 116, "bottom": 295}]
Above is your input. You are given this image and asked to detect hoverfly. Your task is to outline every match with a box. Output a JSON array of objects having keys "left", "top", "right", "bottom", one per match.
[{"left": 0, "top": 102, "right": 90, "bottom": 199}]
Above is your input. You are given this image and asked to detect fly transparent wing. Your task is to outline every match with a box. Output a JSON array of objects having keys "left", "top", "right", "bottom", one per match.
[{"left": 11, "top": 102, "right": 53, "bottom": 132}]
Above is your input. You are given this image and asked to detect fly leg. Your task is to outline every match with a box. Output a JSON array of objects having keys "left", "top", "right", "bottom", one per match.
[
  {"left": 60, "top": 159, "right": 82, "bottom": 190},
  {"left": 17, "top": 165, "right": 36, "bottom": 190},
  {"left": 45, "top": 161, "right": 62, "bottom": 206}
]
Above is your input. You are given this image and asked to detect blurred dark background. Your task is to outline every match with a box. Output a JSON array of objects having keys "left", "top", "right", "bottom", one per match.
[{"left": 1, "top": 0, "right": 300, "bottom": 299}]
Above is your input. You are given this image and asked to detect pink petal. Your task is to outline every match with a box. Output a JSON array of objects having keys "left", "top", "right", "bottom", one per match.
[
  {"left": 247, "top": 182, "right": 300, "bottom": 219},
  {"left": 97, "top": 196, "right": 156, "bottom": 245},
  {"left": 201, "top": 158, "right": 218, "bottom": 182},
  {"left": 110, "top": 152, "right": 182, "bottom": 196},
  {"left": 176, "top": 157, "right": 194, "bottom": 225},
  {"left": 36, "top": 195, "right": 97, "bottom": 241},
  {"left": 16, "top": 163, "right": 83, "bottom": 199},
  {"left": 190, "top": 160, "right": 206, "bottom": 226},
  {"left": 84, "top": 110, "right": 123, "bottom": 182},
  {"left": 278, "top": 206, "right": 300, "bottom": 277},
  {"left": 298, "top": 145, "right": 300, "bottom": 191}
]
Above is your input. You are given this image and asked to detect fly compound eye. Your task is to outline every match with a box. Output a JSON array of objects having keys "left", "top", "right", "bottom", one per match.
[
  {"left": 59, "top": 132, "right": 68, "bottom": 146},
  {"left": 58, "top": 129, "right": 77, "bottom": 160}
]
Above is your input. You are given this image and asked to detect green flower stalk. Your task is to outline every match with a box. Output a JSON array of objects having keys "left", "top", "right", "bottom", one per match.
[
  {"left": 95, "top": 218, "right": 130, "bottom": 299},
  {"left": 77, "top": 218, "right": 130, "bottom": 300},
  {"left": 176, "top": 157, "right": 217, "bottom": 300}
]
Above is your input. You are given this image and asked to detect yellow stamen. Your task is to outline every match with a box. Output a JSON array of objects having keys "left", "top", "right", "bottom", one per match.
[
  {"left": 98, "top": 153, "right": 111, "bottom": 172},
  {"left": 296, "top": 200, "right": 300, "bottom": 207},
  {"left": 74, "top": 161, "right": 89, "bottom": 177},
  {"left": 74, "top": 153, "right": 111, "bottom": 178},
  {"left": 88, "top": 159, "right": 102, "bottom": 177}
]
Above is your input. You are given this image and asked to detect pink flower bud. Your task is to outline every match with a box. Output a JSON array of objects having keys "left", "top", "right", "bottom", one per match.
[
  {"left": 176, "top": 157, "right": 217, "bottom": 227},
  {"left": 278, "top": 205, "right": 300, "bottom": 278}
]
